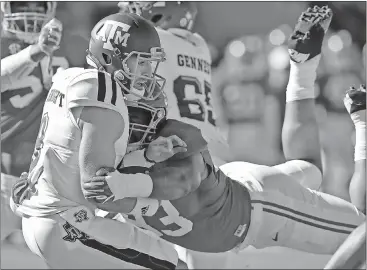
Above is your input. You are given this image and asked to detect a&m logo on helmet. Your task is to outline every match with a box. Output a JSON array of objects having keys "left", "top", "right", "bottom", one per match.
[{"left": 93, "top": 20, "right": 132, "bottom": 51}]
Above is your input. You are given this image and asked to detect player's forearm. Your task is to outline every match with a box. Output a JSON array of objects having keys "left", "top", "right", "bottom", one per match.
[
  {"left": 108, "top": 152, "right": 205, "bottom": 201},
  {"left": 1, "top": 44, "right": 47, "bottom": 92},
  {"left": 113, "top": 164, "right": 196, "bottom": 201}
]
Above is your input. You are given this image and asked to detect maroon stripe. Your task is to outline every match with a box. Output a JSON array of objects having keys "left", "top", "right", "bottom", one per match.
[
  {"left": 252, "top": 199, "right": 358, "bottom": 230},
  {"left": 262, "top": 207, "right": 354, "bottom": 234}
]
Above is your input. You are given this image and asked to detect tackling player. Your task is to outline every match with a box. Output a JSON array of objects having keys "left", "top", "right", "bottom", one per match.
[
  {"left": 118, "top": 2, "right": 232, "bottom": 268},
  {"left": 10, "top": 12, "right": 187, "bottom": 269},
  {"left": 1, "top": 1, "right": 65, "bottom": 242},
  {"left": 84, "top": 6, "right": 365, "bottom": 256}
]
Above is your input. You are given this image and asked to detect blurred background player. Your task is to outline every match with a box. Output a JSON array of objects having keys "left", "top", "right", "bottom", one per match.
[
  {"left": 324, "top": 84, "right": 366, "bottom": 270},
  {"left": 118, "top": 1, "right": 232, "bottom": 268},
  {"left": 1, "top": 1, "right": 64, "bottom": 243}
]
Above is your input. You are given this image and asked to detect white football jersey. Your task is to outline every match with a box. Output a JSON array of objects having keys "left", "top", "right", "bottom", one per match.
[
  {"left": 157, "top": 28, "right": 231, "bottom": 166},
  {"left": 17, "top": 68, "right": 129, "bottom": 217}
]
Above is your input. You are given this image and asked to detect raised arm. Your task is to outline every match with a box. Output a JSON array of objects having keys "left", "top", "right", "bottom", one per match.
[{"left": 1, "top": 19, "right": 62, "bottom": 91}]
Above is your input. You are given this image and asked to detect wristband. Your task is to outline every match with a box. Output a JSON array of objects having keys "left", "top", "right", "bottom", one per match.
[{"left": 106, "top": 170, "right": 153, "bottom": 200}]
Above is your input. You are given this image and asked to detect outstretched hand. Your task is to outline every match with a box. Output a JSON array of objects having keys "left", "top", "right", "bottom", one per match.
[
  {"left": 82, "top": 167, "right": 115, "bottom": 204},
  {"left": 145, "top": 135, "right": 187, "bottom": 163}
]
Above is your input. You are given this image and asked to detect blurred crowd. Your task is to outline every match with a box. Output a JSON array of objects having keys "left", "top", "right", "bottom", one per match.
[
  {"left": 210, "top": 2, "right": 366, "bottom": 201},
  {"left": 48, "top": 1, "right": 367, "bottom": 200}
]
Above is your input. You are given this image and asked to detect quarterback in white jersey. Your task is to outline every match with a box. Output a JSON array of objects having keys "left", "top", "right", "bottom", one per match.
[{"left": 10, "top": 13, "right": 179, "bottom": 269}]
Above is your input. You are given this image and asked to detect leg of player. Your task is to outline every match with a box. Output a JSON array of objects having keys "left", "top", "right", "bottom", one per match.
[
  {"left": 21, "top": 206, "right": 178, "bottom": 269},
  {"left": 344, "top": 85, "right": 366, "bottom": 214},
  {"left": 235, "top": 162, "right": 365, "bottom": 255},
  {"left": 324, "top": 221, "right": 366, "bottom": 269},
  {"left": 280, "top": 6, "right": 333, "bottom": 190}
]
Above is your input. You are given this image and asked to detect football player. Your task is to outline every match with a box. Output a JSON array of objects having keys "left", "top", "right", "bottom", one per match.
[
  {"left": 84, "top": 6, "right": 365, "bottom": 256},
  {"left": 324, "top": 85, "right": 366, "bottom": 269},
  {"left": 118, "top": 2, "right": 232, "bottom": 268},
  {"left": 10, "top": 12, "right": 187, "bottom": 269},
  {"left": 0, "top": 1, "right": 65, "bottom": 242}
]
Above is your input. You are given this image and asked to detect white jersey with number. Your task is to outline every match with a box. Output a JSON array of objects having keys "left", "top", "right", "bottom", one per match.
[
  {"left": 17, "top": 68, "right": 129, "bottom": 217},
  {"left": 157, "top": 28, "right": 231, "bottom": 166}
]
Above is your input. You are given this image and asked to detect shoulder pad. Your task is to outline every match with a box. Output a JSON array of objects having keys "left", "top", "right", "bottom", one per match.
[
  {"left": 61, "top": 68, "right": 127, "bottom": 116},
  {"left": 157, "top": 119, "right": 208, "bottom": 160}
]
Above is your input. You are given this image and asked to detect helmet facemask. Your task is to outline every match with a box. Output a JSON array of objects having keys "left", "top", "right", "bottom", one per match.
[
  {"left": 87, "top": 43, "right": 166, "bottom": 102},
  {"left": 126, "top": 101, "right": 166, "bottom": 153},
  {"left": 113, "top": 46, "right": 167, "bottom": 101},
  {"left": 1, "top": 2, "right": 56, "bottom": 44}
]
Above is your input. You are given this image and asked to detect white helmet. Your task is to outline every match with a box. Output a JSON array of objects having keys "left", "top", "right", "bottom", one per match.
[{"left": 1, "top": 1, "right": 57, "bottom": 43}]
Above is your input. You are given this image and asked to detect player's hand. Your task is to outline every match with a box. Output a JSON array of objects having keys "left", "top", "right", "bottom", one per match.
[
  {"left": 37, "top": 18, "right": 63, "bottom": 55},
  {"left": 344, "top": 84, "right": 366, "bottom": 115},
  {"left": 145, "top": 135, "right": 187, "bottom": 163},
  {"left": 11, "top": 172, "right": 31, "bottom": 206},
  {"left": 82, "top": 168, "right": 115, "bottom": 204},
  {"left": 288, "top": 5, "right": 333, "bottom": 63}
]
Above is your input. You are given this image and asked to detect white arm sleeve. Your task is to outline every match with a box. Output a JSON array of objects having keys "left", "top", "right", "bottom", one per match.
[{"left": 1, "top": 45, "right": 39, "bottom": 92}]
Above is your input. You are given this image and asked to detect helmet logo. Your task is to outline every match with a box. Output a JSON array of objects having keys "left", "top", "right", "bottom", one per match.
[{"left": 93, "top": 20, "right": 131, "bottom": 51}]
